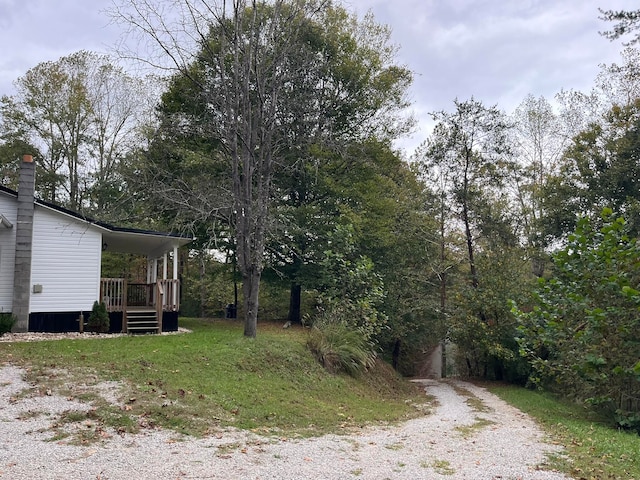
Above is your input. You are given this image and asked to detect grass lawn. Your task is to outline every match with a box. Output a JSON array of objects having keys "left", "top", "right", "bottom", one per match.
[
  {"left": 488, "top": 384, "right": 640, "bottom": 480},
  {"left": 0, "top": 318, "right": 428, "bottom": 441}
]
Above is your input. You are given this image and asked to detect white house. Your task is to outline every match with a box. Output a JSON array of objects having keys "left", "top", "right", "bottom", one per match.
[{"left": 0, "top": 155, "right": 192, "bottom": 333}]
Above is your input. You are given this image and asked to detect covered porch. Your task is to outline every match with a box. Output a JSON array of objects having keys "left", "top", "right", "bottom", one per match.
[{"left": 98, "top": 227, "right": 192, "bottom": 333}]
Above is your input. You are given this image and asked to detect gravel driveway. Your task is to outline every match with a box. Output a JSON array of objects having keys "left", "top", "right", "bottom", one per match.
[{"left": 0, "top": 364, "right": 569, "bottom": 479}]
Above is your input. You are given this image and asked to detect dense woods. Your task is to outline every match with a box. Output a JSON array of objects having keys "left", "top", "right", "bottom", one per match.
[{"left": 1, "top": 1, "right": 640, "bottom": 431}]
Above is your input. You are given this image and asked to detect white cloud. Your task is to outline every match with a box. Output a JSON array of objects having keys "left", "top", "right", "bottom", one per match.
[{"left": 0, "top": 0, "right": 632, "bottom": 156}]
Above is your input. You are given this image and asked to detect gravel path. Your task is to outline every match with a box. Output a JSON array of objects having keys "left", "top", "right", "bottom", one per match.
[{"left": 0, "top": 364, "right": 570, "bottom": 480}]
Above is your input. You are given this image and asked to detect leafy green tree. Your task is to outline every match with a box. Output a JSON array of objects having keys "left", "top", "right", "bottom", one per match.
[
  {"left": 245, "top": 6, "right": 415, "bottom": 326},
  {"left": 180, "top": 250, "right": 236, "bottom": 318},
  {"left": 311, "top": 224, "right": 387, "bottom": 341},
  {"left": 0, "top": 51, "right": 151, "bottom": 212},
  {"left": 449, "top": 247, "right": 531, "bottom": 381},
  {"left": 515, "top": 210, "right": 640, "bottom": 430},
  {"left": 537, "top": 48, "right": 640, "bottom": 243},
  {"left": 269, "top": 138, "right": 443, "bottom": 373},
  {"left": 423, "top": 98, "right": 514, "bottom": 289},
  {"left": 342, "top": 145, "right": 444, "bottom": 374},
  {"left": 0, "top": 138, "right": 41, "bottom": 189},
  {"left": 269, "top": 140, "right": 419, "bottom": 304},
  {"left": 376, "top": 179, "right": 446, "bottom": 375},
  {"left": 419, "top": 98, "right": 532, "bottom": 379},
  {"left": 542, "top": 99, "right": 640, "bottom": 238},
  {"left": 306, "top": 224, "right": 386, "bottom": 375}
]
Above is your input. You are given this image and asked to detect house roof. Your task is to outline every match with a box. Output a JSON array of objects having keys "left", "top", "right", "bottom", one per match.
[{"left": 0, "top": 185, "right": 193, "bottom": 257}]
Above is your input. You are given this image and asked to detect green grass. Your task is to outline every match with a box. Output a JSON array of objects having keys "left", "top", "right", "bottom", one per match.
[
  {"left": 0, "top": 318, "right": 428, "bottom": 440},
  {"left": 448, "top": 382, "right": 496, "bottom": 438},
  {"left": 487, "top": 384, "right": 640, "bottom": 480},
  {"left": 450, "top": 383, "right": 491, "bottom": 413},
  {"left": 429, "top": 459, "right": 456, "bottom": 476},
  {"left": 455, "top": 416, "right": 496, "bottom": 439}
]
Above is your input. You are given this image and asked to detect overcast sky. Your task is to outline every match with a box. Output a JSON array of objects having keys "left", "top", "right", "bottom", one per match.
[{"left": 0, "top": 0, "right": 632, "bottom": 155}]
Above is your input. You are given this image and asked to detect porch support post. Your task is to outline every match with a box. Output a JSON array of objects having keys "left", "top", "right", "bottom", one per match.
[
  {"left": 163, "top": 253, "right": 168, "bottom": 280},
  {"left": 173, "top": 245, "right": 178, "bottom": 308},
  {"left": 146, "top": 258, "right": 152, "bottom": 284},
  {"left": 173, "top": 246, "right": 178, "bottom": 280}
]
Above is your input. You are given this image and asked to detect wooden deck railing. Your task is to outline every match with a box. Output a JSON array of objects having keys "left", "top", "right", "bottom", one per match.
[
  {"left": 100, "top": 278, "right": 127, "bottom": 312},
  {"left": 158, "top": 279, "right": 180, "bottom": 312},
  {"left": 99, "top": 278, "right": 180, "bottom": 313}
]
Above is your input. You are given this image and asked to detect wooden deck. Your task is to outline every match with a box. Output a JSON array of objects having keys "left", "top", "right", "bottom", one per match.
[{"left": 99, "top": 278, "right": 180, "bottom": 333}]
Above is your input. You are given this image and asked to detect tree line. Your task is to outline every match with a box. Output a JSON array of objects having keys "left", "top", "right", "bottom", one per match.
[{"left": 1, "top": 0, "right": 639, "bottom": 431}]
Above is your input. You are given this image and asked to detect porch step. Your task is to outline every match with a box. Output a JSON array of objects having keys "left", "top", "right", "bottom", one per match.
[{"left": 126, "top": 310, "right": 160, "bottom": 334}]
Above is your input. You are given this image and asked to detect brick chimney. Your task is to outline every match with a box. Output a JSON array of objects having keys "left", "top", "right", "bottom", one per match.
[{"left": 11, "top": 155, "right": 36, "bottom": 332}]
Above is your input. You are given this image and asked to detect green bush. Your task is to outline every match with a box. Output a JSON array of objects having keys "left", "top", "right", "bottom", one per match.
[
  {"left": 87, "top": 301, "right": 110, "bottom": 333},
  {"left": 0, "top": 313, "right": 16, "bottom": 336},
  {"left": 307, "top": 321, "right": 376, "bottom": 377},
  {"left": 305, "top": 226, "right": 385, "bottom": 377},
  {"left": 515, "top": 211, "right": 640, "bottom": 432}
]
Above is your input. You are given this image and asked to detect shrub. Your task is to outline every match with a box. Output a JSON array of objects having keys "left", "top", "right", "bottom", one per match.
[
  {"left": 307, "top": 320, "right": 376, "bottom": 377},
  {"left": 515, "top": 211, "right": 640, "bottom": 432},
  {"left": 305, "top": 226, "right": 384, "bottom": 377},
  {"left": 87, "top": 301, "right": 110, "bottom": 333},
  {"left": 0, "top": 313, "right": 16, "bottom": 336}
]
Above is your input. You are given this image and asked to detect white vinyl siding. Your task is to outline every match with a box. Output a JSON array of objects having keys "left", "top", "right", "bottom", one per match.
[
  {"left": 0, "top": 193, "right": 17, "bottom": 313},
  {"left": 30, "top": 206, "right": 102, "bottom": 313}
]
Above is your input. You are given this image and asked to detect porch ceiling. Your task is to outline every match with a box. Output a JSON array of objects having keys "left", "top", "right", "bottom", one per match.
[{"left": 101, "top": 229, "right": 192, "bottom": 258}]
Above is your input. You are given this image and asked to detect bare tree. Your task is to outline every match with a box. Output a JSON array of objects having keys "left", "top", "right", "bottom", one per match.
[
  {"left": 110, "top": 0, "right": 337, "bottom": 337},
  {"left": 509, "top": 95, "right": 568, "bottom": 275}
]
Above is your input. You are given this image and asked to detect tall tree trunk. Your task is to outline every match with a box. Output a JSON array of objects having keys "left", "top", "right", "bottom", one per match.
[
  {"left": 242, "top": 267, "right": 260, "bottom": 338},
  {"left": 236, "top": 208, "right": 262, "bottom": 337},
  {"left": 288, "top": 283, "right": 302, "bottom": 324},
  {"left": 439, "top": 191, "right": 447, "bottom": 378},
  {"left": 392, "top": 339, "right": 401, "bottom": 370},
  {"left": 199, "top": 252, "right": 206, "bottom": 318},
  {"left": 462, "top": 200, "right": 477, "bottom": 288},
  {"left": 287, "top": 255, "right": 303, "bottom": 324},
  {"left": 461, "top": 159, "right": 478, "bottom": 289}
]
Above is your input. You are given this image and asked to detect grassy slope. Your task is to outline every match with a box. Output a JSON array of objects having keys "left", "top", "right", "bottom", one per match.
[
  {"left": 0, "top": 318, "right": 428, "bottom": 439},
  {"left": 488, "top": 384, "right": 640, "bottom": 480}
]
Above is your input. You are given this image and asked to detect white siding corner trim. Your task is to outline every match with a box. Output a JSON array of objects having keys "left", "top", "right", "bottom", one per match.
[{"left": 30, "top": 206, "right": 102, "bottom": 313}]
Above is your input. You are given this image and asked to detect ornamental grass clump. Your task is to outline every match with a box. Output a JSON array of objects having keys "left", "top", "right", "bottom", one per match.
[{"left": 307, "top": 320, "right": 376, "bottom": 377}]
